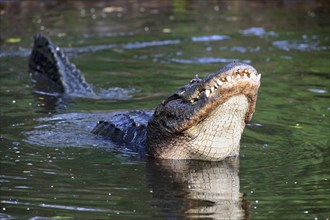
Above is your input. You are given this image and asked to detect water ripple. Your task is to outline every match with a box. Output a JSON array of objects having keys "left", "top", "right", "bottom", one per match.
[
  {"left": 1, "top": 200, "right": 110, "bottom": 212},
  {"left": 122, "top": 39, "right": 181, "bottom": 49},
  {"left": 272, "top": 39, "right": 329, "bottom": 51},
  {"left": 308, "top": 89, "right": 328, "bottom": 94},
  {"left": 170, "top": 57, "right": 251, "bottom": 64},
  {"left": 240, "top": 27, "right": 278, "bottom": 37},
  {"left": 191, "top": 35, "right": 230, "bottom": 42}
]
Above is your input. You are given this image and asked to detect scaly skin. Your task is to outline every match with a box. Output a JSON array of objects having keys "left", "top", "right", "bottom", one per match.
[{"left": 29, "top": 34, "right": 261, "bottom": 161}]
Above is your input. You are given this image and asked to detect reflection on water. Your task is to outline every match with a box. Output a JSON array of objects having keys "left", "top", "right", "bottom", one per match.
[{"left": 147, "top": 158, "right": 249, "bottom": 219}]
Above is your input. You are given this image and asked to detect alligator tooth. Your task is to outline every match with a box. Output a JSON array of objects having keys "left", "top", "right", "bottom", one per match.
[
  {"left": 190, "top": 100, "right": 194, "bottom": 103},
  {"left": 257, "top": 74, "right": 261, "bottom": 81},
  {"left": 244, "top": 69, "right": 248, "bottom": 73},
  {"left": 243, "top": 73, "right": 248, "bottom": 78},
  {"left": 226, "top": 76, "right": 232, "bottom": 82},
  {"left": 237, "top": 74, "right": 241, "bottom": 79},
  {"left": 205, "top": 89, "right": 211, "bottom": 97},
  {"left": 237, "top": 68, "right": 241, "bottom": 73},
  {"left": 210, "top": 86, "right": 215, "bottom": 93},
  {"left": 216, "top": 79, "right": 222, "bottom": 86}
]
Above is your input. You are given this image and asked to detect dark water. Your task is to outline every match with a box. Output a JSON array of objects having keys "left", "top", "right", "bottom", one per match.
[{"left": 1, "top": 0, "right": 329, "bottom": 219}]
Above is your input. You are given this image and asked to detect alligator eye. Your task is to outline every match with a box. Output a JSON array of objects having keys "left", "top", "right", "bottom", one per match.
[
  {"left": 189, "top": 98, "right": 199, "bottom": 103},
  {"left": 190, "top": 74, "right": 201, "bottom": 84}
]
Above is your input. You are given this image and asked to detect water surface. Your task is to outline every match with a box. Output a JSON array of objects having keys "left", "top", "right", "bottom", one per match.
[{"left": 0, "top": 0, "right": 329, "bottom": 219}]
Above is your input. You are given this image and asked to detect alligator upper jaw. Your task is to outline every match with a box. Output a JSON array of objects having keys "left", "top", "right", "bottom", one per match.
[{"left": 155, "top": 62, "right": 261, "bottom": 133}]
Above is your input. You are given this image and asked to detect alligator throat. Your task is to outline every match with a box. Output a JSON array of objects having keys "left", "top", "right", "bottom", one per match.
[
  {"left": 188, "top": 94, "right": 249, "bottom": 160},
  {"left": 147, "top": 95, "right": 249, "bottom": 161}
]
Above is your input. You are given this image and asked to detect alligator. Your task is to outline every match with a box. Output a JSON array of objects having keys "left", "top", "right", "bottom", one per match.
[{"left": 28, "top": 34, "right": 261, "bottom": 161}]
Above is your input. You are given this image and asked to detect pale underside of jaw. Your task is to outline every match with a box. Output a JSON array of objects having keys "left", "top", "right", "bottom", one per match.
[{"left": 185, "top": 94, "right": 249, "bottom": 160}]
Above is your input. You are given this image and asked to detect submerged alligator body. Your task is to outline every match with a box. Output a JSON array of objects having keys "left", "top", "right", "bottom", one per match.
[{"left": 29, "top": 34, "right": 261, "bottom": 161}]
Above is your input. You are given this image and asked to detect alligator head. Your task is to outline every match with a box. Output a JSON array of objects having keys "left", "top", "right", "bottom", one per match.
[{"left": 147, "top": 62, "right": 261, "bottom": 161}]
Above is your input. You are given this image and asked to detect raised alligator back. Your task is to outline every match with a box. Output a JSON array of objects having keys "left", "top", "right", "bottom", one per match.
[{"left": 28, "top": 34, "right": 94, "bottom": 96}]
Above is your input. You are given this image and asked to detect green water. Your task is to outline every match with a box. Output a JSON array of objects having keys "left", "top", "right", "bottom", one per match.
[{"left": 0, "top": 1, "right": 329, "bottom": 219}]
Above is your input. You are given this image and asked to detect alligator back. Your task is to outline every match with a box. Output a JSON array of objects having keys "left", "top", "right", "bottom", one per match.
[
  {"left": 91, "top": 110, "right": 153, "bottom": 154},
  {"left": 28, "top": 34, "right": 94, "bottom": 96}
]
